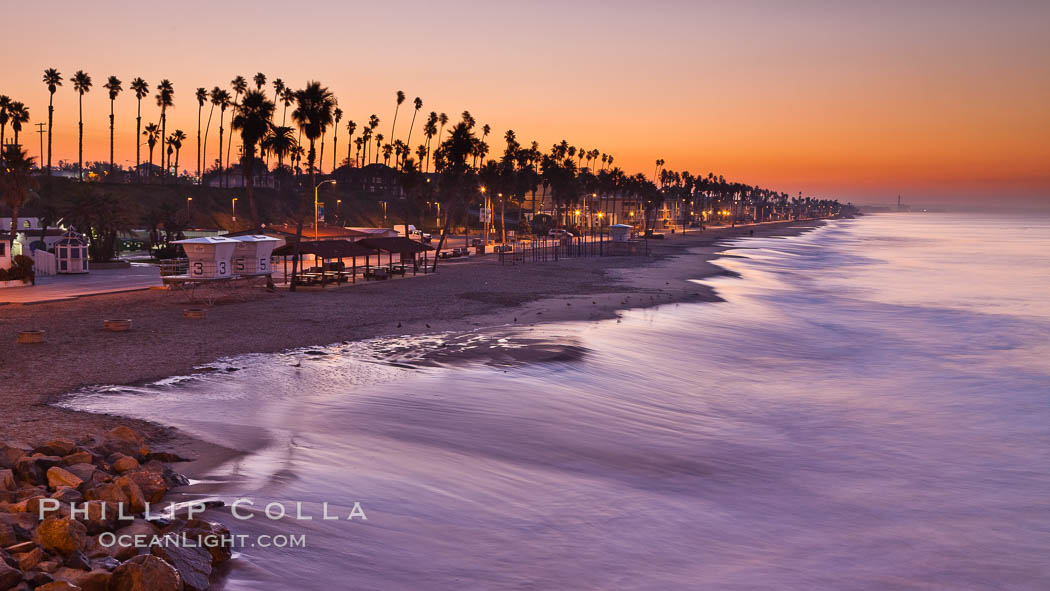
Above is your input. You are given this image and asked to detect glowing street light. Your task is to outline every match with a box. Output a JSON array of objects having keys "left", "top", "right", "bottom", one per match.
[{"left": 231, "top": 197, "right": 238, "bottom": 223}]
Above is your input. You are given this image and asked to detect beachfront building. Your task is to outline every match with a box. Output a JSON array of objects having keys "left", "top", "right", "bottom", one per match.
[{"left": 54, "top": 229, "right": 90, "bottom": 274}]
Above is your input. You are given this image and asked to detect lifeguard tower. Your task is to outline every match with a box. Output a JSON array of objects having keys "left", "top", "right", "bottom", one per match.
[
  {"left": 173, "top": 236, "right": 239, "bottom": 279},
  {"left": 230, "top": 235, "right": 280, "bottom": 275}
]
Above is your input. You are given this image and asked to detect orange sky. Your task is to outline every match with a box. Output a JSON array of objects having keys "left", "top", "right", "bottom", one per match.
[{"left": 2, "top": 0, "right": 1048, "bottom": 209}]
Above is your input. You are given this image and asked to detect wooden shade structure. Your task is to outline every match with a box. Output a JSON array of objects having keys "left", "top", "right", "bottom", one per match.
[{"left": 357, "top": 237, "right": 435, "bottom": 276}]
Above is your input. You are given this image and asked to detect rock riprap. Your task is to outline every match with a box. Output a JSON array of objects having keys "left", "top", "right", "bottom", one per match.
[{"left": 0, "top": 429, "right": 229, "bottom": 590}]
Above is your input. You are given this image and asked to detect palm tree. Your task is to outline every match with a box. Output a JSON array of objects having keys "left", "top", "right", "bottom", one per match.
[
  {"left": 103, "top": 76, "right": 122, "bottom": 176},
  {"left": 169, "top": 129, "right": 187, "bottom": 177},
  {"left": 7, "top": 103, "right": 30, "bottom": 150},
  {"left": 215, "top": 90, "right": 232, "bottom": 184},
  {"left": 262, "top": 125, "right": 296, "bottom": 171},
  {"left": 253, "top": 72, "right": 266, "bottom": 92},
  {"left": 0, "top": 96, "right": 9, "bottom": 156},
  {"left": 422, "top": 112, "right": 438, "bottom": 172},
  {"left": 143, "top": 123, "right": 160, "bottom": 182},
  {"left": 403, "top": 97, "right": 422, "bottom": 169},
  {"left": 353, "top": 137, "right": 364, "bottom": 168},
  {"left": 390, "top": 90, "right": 405, "bottom": 148},
  {"left": 280, "top": 88, "right": 294, "bottom": 125},
  {"left": 0, "top": 146, "right": 38, "bottom": 242},
  {"left": 232, "top": 90, "right": 275, "bottom": 223},
  {"left": 331, "top": 107, "right": 342, "bottom": 172},
  {"left": 202, "top": 86, "right": 222, "bottom": 177},
  {"left": 72, "top": 70, "right": 92, "bottom": 181},
  {"left": 374, "top": 133, "right": 384, "bottom": 165},
  {"left": 195, "top": 87, "right": 206, "bottom": 181},
  {"left": 226, "top": 76, "right": 248, "bottom": 185},
  {"left": 155, "top": 79, "right": 174, "bottom": 175},
  {"left": 344, "top": 119, "right": 357, "bottom": 167},
  {"left": 41, "top": 69, "right": 62, "bottom": 175},
  {"left": 289, "top": 81, "right": 335, "bottom": 290},
  {"left": 366, "top": 115, "right": 379, "bottom": 164},
  {"left": 130, "top": 78, "right": 149, "bottom": 180},
  {"left": 271, "top": 78, "right": 285, "bottom": 108}
]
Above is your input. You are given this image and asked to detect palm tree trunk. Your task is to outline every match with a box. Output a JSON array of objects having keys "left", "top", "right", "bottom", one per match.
[
  {"left": 500, "top": 194, "right": 506, "bottom": 243},
  {"left": 148, "top": 147, "right": 154, "bottom": 184},
  {"left": 218, "top": 113, "right": 225, "bottom": 188},
  {"left": 109, "top": 100, "right": 115, "bottom": 176},
  {"left": 47, "top": 93, "right": 55, "bottom": 175},
  {"left": 332, "top": 130, "right": 338, "bottom": 172},
  {"left": 202, "top": 104, "right": 215, "bottom": 180},
  {"left": 196, "top": 104, "right": 202, "bottom": 182},
  {"left": 319, "top": 133, "right": 325, "bottom": 175},
  {"left": 78, "top": 95, "right": 84, "bottom": 181},
  {"left": 244, "top": 145, "right": 258, "bottom": 224},
  {"left": 174, "top": 147, "right": 181, "bottom": 180},
  {"left": 160, "top": 111, "right": 167, "bottom": 177},
  {"left": 289, "top": 141, "right": 317, "bottom": 292},
  {"left": 135, "top": 100, "right": 142, "bottom": 181}
]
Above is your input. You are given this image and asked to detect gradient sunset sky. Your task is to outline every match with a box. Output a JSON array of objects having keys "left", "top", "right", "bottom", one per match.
[{"left": 2, "top": 0, "right": 1047, "bottom": 209}]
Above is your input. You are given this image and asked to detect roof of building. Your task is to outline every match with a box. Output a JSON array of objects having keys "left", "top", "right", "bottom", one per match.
[
  {"left": 272, "top": 240, "right": 375, "bottom": 259},
  {"left": 357, "top": 237, "right": 434, "bottom": 254}
]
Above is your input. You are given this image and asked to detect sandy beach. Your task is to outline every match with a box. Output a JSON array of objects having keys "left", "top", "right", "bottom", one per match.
[{"left": 2, "top": 220, "right": 823, "bottom": 454}]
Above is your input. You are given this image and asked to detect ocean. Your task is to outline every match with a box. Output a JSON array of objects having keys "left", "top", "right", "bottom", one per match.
[{"left": 62, "top": 213, "right": 1050, "bottom": 590}]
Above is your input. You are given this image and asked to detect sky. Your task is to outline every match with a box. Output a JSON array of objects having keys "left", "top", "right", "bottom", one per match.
[{"left": 1, "top": 0, "right": 1048, "bottom": 210}]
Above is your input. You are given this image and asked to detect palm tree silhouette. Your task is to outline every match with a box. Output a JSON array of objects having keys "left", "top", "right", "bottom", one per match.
[
  {"left": 232, "top": 89, "right": 275, "bottom": 223},
  {"left": 262, "top": 125, "right": 295, "bottom": 171},
  {"left": 366, "top": 114, "right": 379, "bottom": 164},
  {"left": 0, "top": 146, "right": 37, "bottom": 239},
  {"left": 422, "top": 112, "right": 438, "bottom": 172},
  {"left": 202, "top": 86, "right": 222, "bottom": 178},
  {"left": 103, "top": 76, "right": 122, "bottom": 176},
  {"left": 344, "top": 119, "right": 356, "bottom": 168},
  {"left": 143, "top": 122, "right": 160, "bottom": 182},
  {"left": 8, "top": 102, "right": 29, "bottom": 148},
  {"left": 226, "top": 76, "right": 247, "bottom": 185},
  {"left": 271, "top": 78, "right": 285, "bottom": 109},
  {"left": 195, "top": 87, "right": 206, "bottom": 181},
  {"left": 403, "top": 97, "right": 422, "bottom": 169},
  {"left": 169, "top": 129, "right": 187, "bottom": 177},
  {"left": 331, "top": 107, "right": 342, "bottom": 172},
  {"left": 215, "top": 90, "right": 232, "bottom": 186},
  {"left": 0, "top": 96, "right": 10, "bottom": 155},
  {"left": 130, "top": 78, "right": 149, "bottom": 180},
  {"left": 155, "top": 79, "right": 174, "bottom": 176},
  {"left": 289, "top": 81, "right": 335, "bottom": 290},
  {"left": 374, "top": 133, "right": 384, "bottom": 165},
  {"left": 253, "top": 72, "right": 267, "bottom": 92},
  {"left": 72, "top": 70, "right": 92, "bottom": 181},
  {"left": 41, "top": 68, "right": 62, "bottom": 175},
  {"left": 390, "top": 90, "right": 405, "bottom": 149},
  {"left": 279, "top": 88, "right": 294, "bottom": 126},
  {"left": 353, "top": 137, "right": 364, "bottom": 168}
]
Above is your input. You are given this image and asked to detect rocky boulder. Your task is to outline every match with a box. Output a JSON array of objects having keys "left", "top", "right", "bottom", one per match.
[
  {"left": 35, "top": 518, "right": 87, "bottom": 556},
  {"left": 151, "top": 538, "right": 212, "bottom": 591},
  {"left": 108, "top": 555, "right": 181, "bottom": 591},
  {"left": 46, "top": 468, "right": 84, "bottom": 491},
  {"left": 33, "top": 440, "right": 77, "bottom": 458}
]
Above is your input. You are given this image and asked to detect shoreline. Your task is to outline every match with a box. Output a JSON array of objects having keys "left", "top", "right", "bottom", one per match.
[{"left": 6, "top": 219, "right": 829, "bottom": 459}]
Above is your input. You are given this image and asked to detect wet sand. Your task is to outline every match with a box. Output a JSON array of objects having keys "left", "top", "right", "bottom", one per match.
[{"left": 3, "top": 220, "right": 824, "bottom": 457}]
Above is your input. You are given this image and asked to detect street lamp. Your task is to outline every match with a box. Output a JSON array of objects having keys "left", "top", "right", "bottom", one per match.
[
  {"left": 315, "top": 180, "right": 336, "bottom": 240},
  {"left": 231, "top": 197, "right": 238, "bottom": 223},
  {"left": 186, "top": 197, "right": 192, "bottom": 213}
]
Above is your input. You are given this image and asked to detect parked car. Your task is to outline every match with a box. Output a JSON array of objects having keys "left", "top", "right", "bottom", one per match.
[{"left": 548, "top": 229, "right": 574, "bottom": 239}]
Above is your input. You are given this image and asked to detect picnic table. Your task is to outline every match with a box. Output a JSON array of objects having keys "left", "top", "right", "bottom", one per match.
[{"left": 364, "top": 268, "right": 390, "bottom": 281}]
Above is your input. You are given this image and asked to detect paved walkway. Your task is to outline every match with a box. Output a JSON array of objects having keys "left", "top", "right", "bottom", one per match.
[{"left": 0, "top": 264, "right": 162, "bottom": 304}]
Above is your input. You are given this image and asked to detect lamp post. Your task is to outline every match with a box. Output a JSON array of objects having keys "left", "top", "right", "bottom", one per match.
[
  {"left": 314, "top": 180, "right": 336, "bottom": 240},
  {"left": 186, "top": 197, "right": 192, "bottom": 215},
  {"left": 336, "top": 199, "right": 341, "bottom": 225},
  {"left": 231, "top": 197, "right": 238, "bottom": 224}
]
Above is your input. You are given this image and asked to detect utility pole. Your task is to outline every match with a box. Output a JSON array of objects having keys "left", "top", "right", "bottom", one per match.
[{"left": 35, "top": 123, "right": 47, "bottom": 169}]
